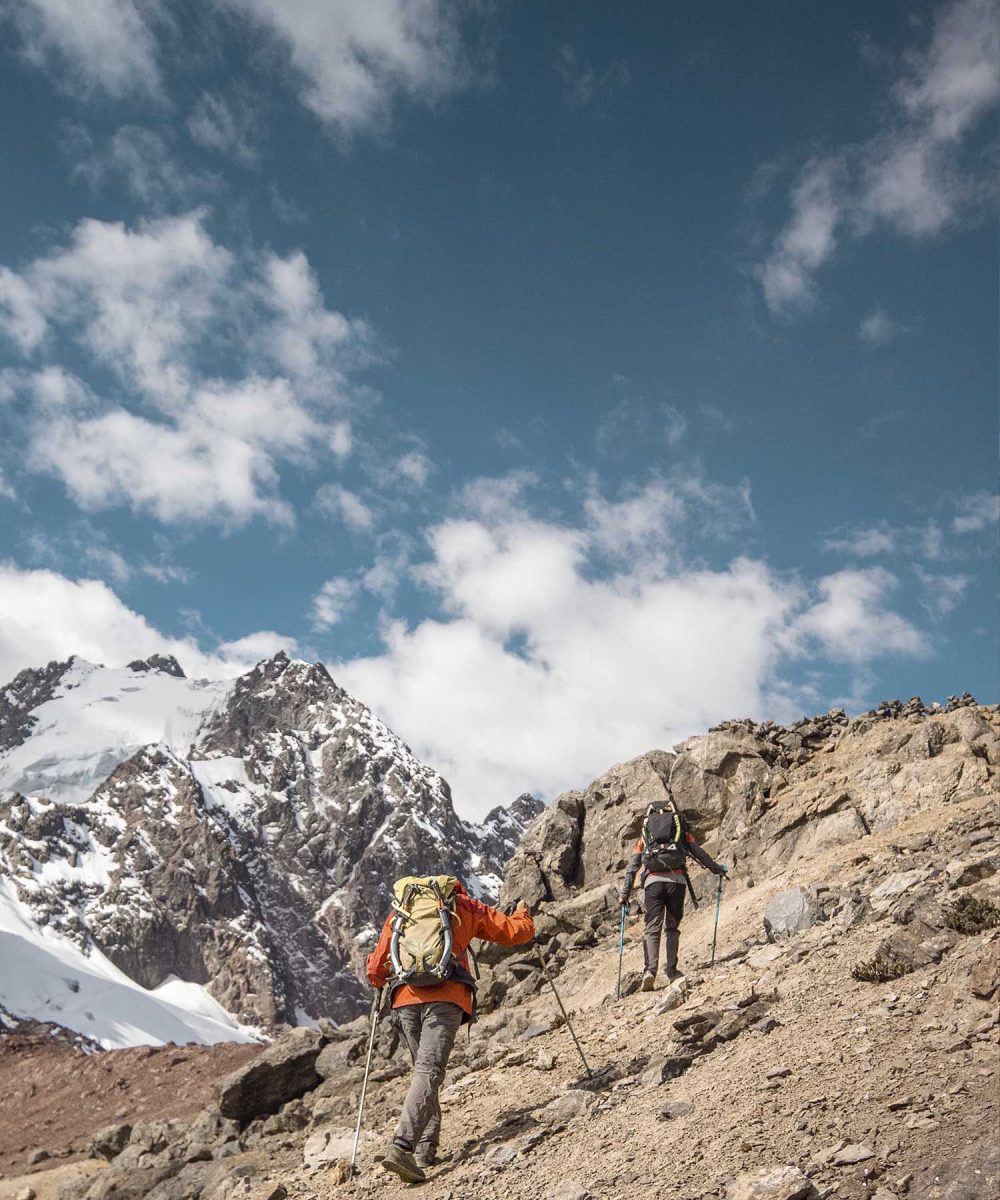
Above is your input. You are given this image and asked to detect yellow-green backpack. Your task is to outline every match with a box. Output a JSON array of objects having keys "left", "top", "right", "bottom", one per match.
[{"left": 389, "top": 875, "right": 459, "bottom": 986}]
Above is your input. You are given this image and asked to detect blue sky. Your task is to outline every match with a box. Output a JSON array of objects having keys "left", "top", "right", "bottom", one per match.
[{"left": 0, "top": 0, "right": 996, "bottom": 817}]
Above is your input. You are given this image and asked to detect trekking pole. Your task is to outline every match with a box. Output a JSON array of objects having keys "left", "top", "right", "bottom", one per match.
[
  {"left": 709, "top": 874, "right": 724, "bottom": 966},
  {"left": 350, "top": 987, "right": 382, "bottom": 1174},
  {"left": 615, "top": 903, "right": 627, "bottom": 1000},
  {"left": 534, "top": 944, "right": 592, "bottom": 1078}
]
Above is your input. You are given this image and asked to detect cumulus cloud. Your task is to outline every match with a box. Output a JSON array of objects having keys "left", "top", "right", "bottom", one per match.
[
  {"left": 792, "top": 567, "right": 929, "bottom": 662},
  {"left": 5, "top": 0, "right": 163, "bottom": 97},
  {"left": 758, "top": 0, "right": 998, "bottom": 314},
  {"left": 0, "top": 212, "right": 372, "bottom": 526},
  {"left": 914, "top": 565, "right": 972, "bottom": 617},
  {"left": 311, "top": 577, "right": 359, "bottom": 630},
  {"left": 952, "top": 489, "right": 999, "bottom": 533},
  {"left": 314, "top": 483, "right": 375, "bottom": 532},
  {"left": 221, "top": 0, "right": 477, "bottom": 133},
  {"left": 335, "top": 481, "right": 926, "bottom": 816},
  {"left": 0, "top": 563, "right": 297, "bottom": 684}
]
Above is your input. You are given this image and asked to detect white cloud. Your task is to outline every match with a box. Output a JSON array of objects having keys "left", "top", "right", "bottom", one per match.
[
  {"left": 187, "top": 92, "right": 259, "bottom": 165},
  {"left": 952, "top": 489, "right": 999, "bottom": 533},
  {"left": 555, "top": 44, "right": 630, "bottom": 107},
  {"left": 759, "top": 157, "right": 843, "bottom": 313},
  {"left": 792, "top": 567, "right": 929, "bottom": 662},
  {"left": 0, "top": 213, "right": 372, "bottom": 526},
  {"left": 824, "top": 524, "right": 898, "bottom": 556},
  {"left": 71, "top": 125, "right": 219, "bottom": 208},
  {"left": 396, "top": 450, "right": 434, "bottom": 488},
  {"left": 222, "top": 0, "right": 476, "bottom": 133},
  {"left": 6, "top": 0, "right": 162, "bottom": 97},
  {"left": 335, "top": 488, "right": 926, "bottom": 816},
  {"left": 914, "top": 565, "right": 972, "bottom": 617},
  {"left": 859, "top": 307, "right": 904, "bottom": 344},
  {"left": 314, "top": 483, "right": 375, "bottom": 532},
  {"left": 0, "top": 468, "right": 16, "bottom": 501},
  {"left": 758, "top": 0, "right": 999, "bottom": 314},
  {"left": 311, "top": 577, "right": 359, "bottom": 630},
  {"left": 0, "top": 563, "right": 297, "bottom": 684}
]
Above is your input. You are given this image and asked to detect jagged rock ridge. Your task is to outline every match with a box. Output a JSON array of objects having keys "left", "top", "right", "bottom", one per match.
[{"left": 0, "top": 653, "right": 542, "bottom": 1039}]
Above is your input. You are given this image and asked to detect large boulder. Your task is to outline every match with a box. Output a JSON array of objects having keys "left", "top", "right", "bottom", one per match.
[
  {"left": 214, "top": 1028, "right": 323, "bottom": 1123},
  {"left": 763, "top": 889, "right": 817, "bottom": 942}
]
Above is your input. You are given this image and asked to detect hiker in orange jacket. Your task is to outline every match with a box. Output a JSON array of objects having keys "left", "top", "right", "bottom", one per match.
[{"left": 366, "top": 879, "right": 534, "bottom": 1184}]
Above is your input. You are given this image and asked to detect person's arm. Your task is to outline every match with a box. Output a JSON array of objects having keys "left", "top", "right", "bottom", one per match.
[
  {"left": 684, "top": 831, "right": 727, "bottom": 876},
  {"left": 365, "top": 912, "right": 394, "bottom": 987},
  {"left": 468, "top": 897, "right": 535, "bottom": 946},
  {"left": 620, "top": 840, "right": 644, "bottom": 902}
]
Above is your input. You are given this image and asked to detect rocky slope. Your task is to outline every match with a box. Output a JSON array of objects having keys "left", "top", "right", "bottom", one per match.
[
  {"left": 5, "top": 696, "right": 996, "bottom": 1200},
  {"left": 0, "top": 653, "right": 541, "bottom": 1042}
]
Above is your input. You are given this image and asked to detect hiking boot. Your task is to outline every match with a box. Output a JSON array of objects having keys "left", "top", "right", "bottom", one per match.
[
  {"left": 666, "top": 967, "right": 684, "bottom": 982},
  {"left": 641, "top": 971, "right": 656, "bottom": 992},
  {"left": 414, "top": 1147, "right": 437, "bottom": 1169},
  {"left": 382, "top": 1143, "right": 426, "bottom": 1184}
]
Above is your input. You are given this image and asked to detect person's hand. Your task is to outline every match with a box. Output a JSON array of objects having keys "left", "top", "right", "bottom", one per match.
[
  {"left": 717, "top": 864, "right": 729, "bottom": 877},
  {"left": 514, "top": 900, "right": 530, "bottom": 915},
  {"left": 617, "top": 887, "right": 629, "bottom": 906}
]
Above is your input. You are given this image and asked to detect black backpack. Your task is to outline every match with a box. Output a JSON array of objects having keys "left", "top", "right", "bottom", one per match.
[{"left": 641, "top": 803, "right": 687, "bottom": 872}]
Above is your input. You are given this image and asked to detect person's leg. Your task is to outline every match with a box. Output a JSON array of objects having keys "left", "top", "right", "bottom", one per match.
[
  {"left": 664, "top": 884, "right": 686, "bottom": 979},
  {"left": 393, "top": 1002, "right": 463, "bottom": 1155},
  {"left": 382, "top": 1006, "right": 428, "bottom": 1182},
  {"left": 643, "top": 882, "right": 666, "bottom": 978}
]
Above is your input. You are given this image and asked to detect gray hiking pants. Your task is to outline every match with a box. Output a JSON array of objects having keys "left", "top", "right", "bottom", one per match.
[
  {"left": 643, "top": 880, "right": 685, "bottom": 975},
  {"left": 393, "top": 1001, "right": 464, "bottom": 1154}
]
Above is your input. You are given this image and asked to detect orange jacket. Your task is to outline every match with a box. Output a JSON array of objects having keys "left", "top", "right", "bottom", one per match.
[{"left": 365, "top": 881, "right": 535, "bottom": 1017}]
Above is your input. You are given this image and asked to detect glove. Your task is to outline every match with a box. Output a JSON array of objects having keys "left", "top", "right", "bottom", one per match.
[
  {"left": 716, "top": 864, "right": 729, "bottom": 877},
  {"left": 618, "top": 887, "right": 630, "bottom": 906}
]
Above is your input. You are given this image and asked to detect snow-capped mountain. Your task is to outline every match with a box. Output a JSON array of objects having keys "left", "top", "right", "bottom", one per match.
[{"left": 0, "top": 653, "right": 541, "bottom": 1048}]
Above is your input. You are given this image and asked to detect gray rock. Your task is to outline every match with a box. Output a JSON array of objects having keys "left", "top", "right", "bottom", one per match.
[
  {"left": 830, "top": 1142, "right": 875, "bottom": 1166},
  {"left": 547, "top": 1184, "right": 591, "bottom": 1200},
  {"left": 89, "top": 1122, "right": 132, "bottom": 1161},
  {"left": 763, "top": 888, "right": 817, "bottom": 941},
  {"left": 538, "top": 1090, "right": 596, "bottom": 1126},
  {"left": 657, "top": 977, "right": 689, "bottom": 1011},
  {"left": 214, "top": 1027, "right": 322, "bottom": 1123},
  {"left": 728, "top": 1165, "right": 811, "bottom": 1200},
  {"left": 26, "top": 1149, "right": 50, "bottom": 1166}
]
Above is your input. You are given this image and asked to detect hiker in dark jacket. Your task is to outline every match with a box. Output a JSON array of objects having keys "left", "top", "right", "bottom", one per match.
[
  {"left": 619, "top": 797, "right": 726, "bottom": 990},
  {"left": 366, "top": 878, "right": 534, "bottom": 1184}
]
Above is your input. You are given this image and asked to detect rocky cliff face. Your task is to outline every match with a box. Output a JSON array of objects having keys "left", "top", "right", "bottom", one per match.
[
  {"left": 501, "top": 695, "right": 997, "bottom": 909},
  {"left": 0, "top": 653, "right": 540, "bottom": 1039}
]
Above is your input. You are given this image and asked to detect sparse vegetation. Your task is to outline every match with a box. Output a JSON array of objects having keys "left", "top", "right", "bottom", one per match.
[
  {"left": 851, "top": 953, "right": 914, "bottom": 983},
  {"left": 944, "top": 894, "right": 1000, "bottom": 935}
]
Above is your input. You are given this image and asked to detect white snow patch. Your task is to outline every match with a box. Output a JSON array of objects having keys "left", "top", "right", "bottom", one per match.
[
  {"left": 0, "top": 879, "right": 259, "bottom": 1049},
  {"left": 1, "top": 661, "right": 229, "bottom": 806}
]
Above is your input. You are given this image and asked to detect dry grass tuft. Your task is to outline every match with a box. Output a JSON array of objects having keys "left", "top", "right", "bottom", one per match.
[
  {"left": 944, "top": 894, "right": 1000, "bottom": 935},
  {"left": 851, "top": 953, "right": 914, "bottom": 983}
]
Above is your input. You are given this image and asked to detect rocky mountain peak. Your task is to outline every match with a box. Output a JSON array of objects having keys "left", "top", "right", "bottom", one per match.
[
  {"left": 126, "top": 654, "right": 186, "bottom": 679},
  {"left": 0, "top": 657, "right": 75, "bottom": 754},
  {"left": 0, "top": 653, "right": 540, "bottom": 1042}
]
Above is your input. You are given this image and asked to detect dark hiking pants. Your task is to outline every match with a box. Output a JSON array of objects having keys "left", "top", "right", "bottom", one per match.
[
  {"left": 643, "top": 880, "right": 685, "bottom": 975},
  {"left": 393, "top": 1001, "right": 464, "bottom": 1155}
]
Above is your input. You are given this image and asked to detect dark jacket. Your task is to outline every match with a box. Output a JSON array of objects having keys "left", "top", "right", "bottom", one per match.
[{"left": 621, "top": 829, "right": 725, "bottom": 900}]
